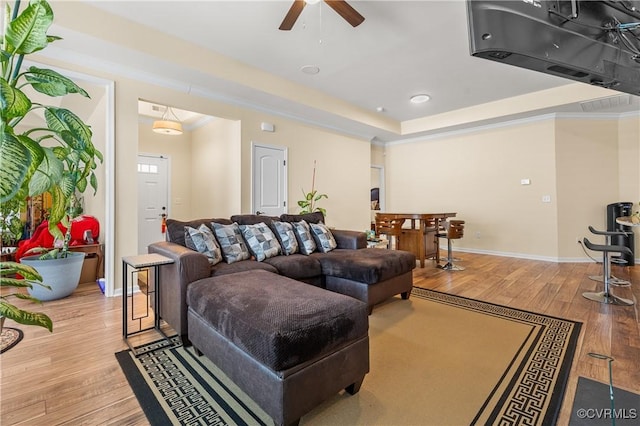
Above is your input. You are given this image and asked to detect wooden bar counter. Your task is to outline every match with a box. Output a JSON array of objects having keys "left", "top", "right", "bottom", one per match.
[{"left": 376, "top": 213, "right": 456, "bottom": 268}]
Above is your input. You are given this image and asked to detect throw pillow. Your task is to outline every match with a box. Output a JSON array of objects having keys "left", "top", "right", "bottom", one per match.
[
  {"left": 270, "top": 221, "right": 299, "bottom": 255},
  {"left": 184, "top": 224, "right": 223, "bottom": 265},
  {"left": 292, "top": 220, "right": 317, "bottom": 255},
  {"left": 239, "top": 222, "right": 282, "bottom": 262},
  {"left": 310, "top": 222, "right": 337, "bottom": 253},
  {"left": 212, "top": 222, "right": 251, "bottom": 264}
]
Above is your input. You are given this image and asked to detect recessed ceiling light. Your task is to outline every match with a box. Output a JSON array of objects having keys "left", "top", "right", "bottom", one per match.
[
  {"left": 376, "top": 106, "right": 385, "bottom": 112},
  {"left": 301, "top": 65, "right": 320, "bottom": 75},
  {"left": 410, "top": 94, "right": 431, "bottom": 104}
]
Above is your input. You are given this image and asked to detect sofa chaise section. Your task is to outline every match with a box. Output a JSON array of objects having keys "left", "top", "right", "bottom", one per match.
[{"left": 187, "top": 270, "right": 370, "bottom": 426}]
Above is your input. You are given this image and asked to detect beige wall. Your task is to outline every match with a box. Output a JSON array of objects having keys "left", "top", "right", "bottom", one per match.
[
  {"left": 555, "top": 118, "right": 620, "bottom": 258},
  {"left": 617, "top": 116, "right": 640, "bottom": 255},
  {"left": 618, "top": 116, "right": 640, "bottom": 204},
  {"left": 386, "top": 119, "right": 558, "bottom": 259},
  {"left": 81, "top": 87, "right": 107, "bottom": 233},
  {"left": 191, "top": 118, "right": 242, "bottom": 219},
  {"left": 239, "top": 117, "right": 371, "bottom": 231},
  {"left": 383, "top": 115, "right": 640, "bottom": 261}
]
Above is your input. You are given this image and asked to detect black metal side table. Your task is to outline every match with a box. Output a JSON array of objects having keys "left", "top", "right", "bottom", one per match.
[{"left": 122, "top": 253, "right": 175, "bottom": 355}]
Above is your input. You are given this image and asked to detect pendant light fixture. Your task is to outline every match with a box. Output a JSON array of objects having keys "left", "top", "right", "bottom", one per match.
[{"left": 152, "top": 105, "right": 183, "bottom": 135}]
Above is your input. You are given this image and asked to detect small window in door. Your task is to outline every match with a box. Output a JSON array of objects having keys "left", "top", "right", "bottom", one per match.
[{"left": 137, "top": 163, "right": 159, "bottom": 174}]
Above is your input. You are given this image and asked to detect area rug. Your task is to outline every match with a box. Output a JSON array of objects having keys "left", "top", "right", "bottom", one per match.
[
  {"left": 569, "top": 376, "right": 640, "bottom": 425},
  {"left": 1, "top": 327, "right": 24, "bottom": 354},
  {"left": 116, "top": 287, "right": 581, "bottom": 426}
]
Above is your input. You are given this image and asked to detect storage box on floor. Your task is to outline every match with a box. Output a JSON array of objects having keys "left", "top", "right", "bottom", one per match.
[{"left": 79, "top": 254, "right": 99, "bottom": 283}]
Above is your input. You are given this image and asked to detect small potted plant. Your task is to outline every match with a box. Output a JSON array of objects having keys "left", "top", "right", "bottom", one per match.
[
  {"left": 297, "top": 160, "right": 328, "bottom": 216},
  {"left": 1, "top": 0, "right": 103, "bottom": 330}
]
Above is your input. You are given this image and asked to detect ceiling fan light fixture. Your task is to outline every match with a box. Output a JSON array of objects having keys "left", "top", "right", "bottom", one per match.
[
  {"left": 305, "top": 0, "right": 321, "bottom": 4},
  {"left": 410, "top": 94, "right": 431, "bottom": 104},
  {"left": 152, "top": 106, "right": 183, "bottom": 135}
]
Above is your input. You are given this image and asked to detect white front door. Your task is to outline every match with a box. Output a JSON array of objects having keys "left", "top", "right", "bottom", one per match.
[
  {"left": 252, "top": 143, "right": 287, "bottom": 216},
  {"left": 137, "top": 155, "right": 169, "bottom": 254}
]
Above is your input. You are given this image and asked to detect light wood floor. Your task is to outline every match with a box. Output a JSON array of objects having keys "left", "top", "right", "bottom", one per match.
[{"left": 1, "top": 252, "right": 638, "bottom": 425}]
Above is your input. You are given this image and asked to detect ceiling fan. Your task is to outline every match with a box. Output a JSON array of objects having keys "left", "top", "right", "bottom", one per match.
[{"left": 279, "top": 0, "right": 365, "bottom": 31}]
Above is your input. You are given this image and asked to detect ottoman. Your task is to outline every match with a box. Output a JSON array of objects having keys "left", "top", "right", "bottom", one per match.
[
  {"left": 312, "top": 248, "right": 416, "bottom": 314},
  {"left": 187, "top": 269, "right": 370, "bottom": 426}
]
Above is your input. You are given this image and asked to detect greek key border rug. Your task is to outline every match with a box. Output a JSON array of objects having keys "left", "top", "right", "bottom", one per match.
[
  {"left": 412, "top": 287, "right": 582, "bottom": 426},
  {"left": 116, "top": 287, "right": 581, "bottom": 426}
]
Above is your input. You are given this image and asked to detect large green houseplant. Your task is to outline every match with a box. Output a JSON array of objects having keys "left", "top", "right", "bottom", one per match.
[{"left": 0, "top": 0, "right": 102, "bottom": 331}]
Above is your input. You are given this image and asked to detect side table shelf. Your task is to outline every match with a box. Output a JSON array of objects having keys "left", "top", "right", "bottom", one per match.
[{"left": 122, "top": 253, "right": 176, "bottom": 356}]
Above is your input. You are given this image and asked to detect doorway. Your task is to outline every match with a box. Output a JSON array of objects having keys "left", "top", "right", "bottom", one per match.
[
  {"left": 252, "top": 143, "right": 288, "bottom": 216},
  {"left": 27, "top": 63, "right": 115, "bottom": 296},
  {"left": 137, "top": 154, "right": 170, "bottom": 254},
  {"left": 371, "top": 165, "right": 385, "bottom": 228}
]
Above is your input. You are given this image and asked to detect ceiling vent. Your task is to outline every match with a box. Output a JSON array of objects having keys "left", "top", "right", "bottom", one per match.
[{"left": 580, "top": 95, "right": 632, "bottom": 112}]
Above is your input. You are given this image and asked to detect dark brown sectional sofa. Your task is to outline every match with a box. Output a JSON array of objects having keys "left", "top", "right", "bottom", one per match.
[
  {"left": 148, "top": 212, "right": 417, "bottom": 342},
  {"left": 147, "top": 212, "right": 416, "bottom": 425}
]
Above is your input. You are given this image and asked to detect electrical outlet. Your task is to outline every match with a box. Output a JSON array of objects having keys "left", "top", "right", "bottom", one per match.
[{"left": 475, "top": 231, "right": 481, "bottom": 239}]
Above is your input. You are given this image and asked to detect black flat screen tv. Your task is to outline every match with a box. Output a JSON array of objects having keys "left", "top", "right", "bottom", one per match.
[{"left": 467, "top": 0, "right": 640, "bottom": 95}]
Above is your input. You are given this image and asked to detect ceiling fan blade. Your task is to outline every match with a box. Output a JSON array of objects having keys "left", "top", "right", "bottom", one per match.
[
  {"left": 279, "top": 0, "right": 306, "bottom": 31},
  {"left": 325, "top": 0, "right": 365, "bottom": 27}
]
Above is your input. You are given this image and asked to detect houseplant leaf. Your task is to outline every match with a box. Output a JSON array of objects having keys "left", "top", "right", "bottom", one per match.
[
  {"left": 0, "top": 261, "right": 43, "bottom": 281},
  {"left": 0, "top": 130, "right": 31, "bottom": 202},
  {"left": 24, "top": 66, "right": 90, "bottom": 97},
  {"left": 5, "top": 0, "right": 54, "bottom": 55},
  {"left": 44, "top": 107, "right": 93, "bottom": 152},
  {"left": 28, "top": 147, "right": 63, "bottom": 196},
  {"left": 0, "top": 77, "right": 32, "bottom": 121},
  {"left": 0, "top": 300, "right": 52, "bottom": 332}
]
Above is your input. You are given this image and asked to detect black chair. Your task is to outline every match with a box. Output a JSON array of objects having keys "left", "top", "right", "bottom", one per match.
[
  {"left": 587, "top": 226, "right": 630, "bottom": 286},
  {"left": 582, "top": 237, "right": 634, "bottom": 306}
]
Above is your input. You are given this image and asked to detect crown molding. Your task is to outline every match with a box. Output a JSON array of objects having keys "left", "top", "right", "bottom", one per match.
[{"left": 386, "top": 109, "right": 639, "bottom": 146}]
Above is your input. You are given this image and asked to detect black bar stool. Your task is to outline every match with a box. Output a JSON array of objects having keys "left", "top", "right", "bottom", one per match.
[
  {"left": 587, "top": 226, "right": 630, "bottom": 286},
  {"left": 582, "top": 237, "right": 634, "bottom": 306}
]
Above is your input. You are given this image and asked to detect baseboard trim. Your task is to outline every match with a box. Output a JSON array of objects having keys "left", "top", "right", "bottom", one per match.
[{"left": 442, "top": 246, "right": 634, "bottom": 264}]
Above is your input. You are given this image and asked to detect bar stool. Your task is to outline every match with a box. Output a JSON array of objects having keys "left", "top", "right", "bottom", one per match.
[
  {"left": 437, "top": 220, "right": 465, "bottom": 271},
  {"left": 587, "top": 226, "right": 631, "bottom": 286},
  {"left": 582, "top": 237, "right": 634, "bottom": 306},
  {"left": 375, "top": 216, "right": 404, "bottom": 250}
]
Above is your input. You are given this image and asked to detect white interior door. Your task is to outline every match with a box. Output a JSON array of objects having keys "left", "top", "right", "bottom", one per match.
[
  {"left": 252, "top": 143, "right": 287, "bottom": 217},
  {"left": 137, "top": 155, "right": 169, "bottom": 254}
]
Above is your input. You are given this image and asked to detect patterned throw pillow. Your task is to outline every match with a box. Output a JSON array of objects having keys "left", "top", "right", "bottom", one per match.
[
  {"left": 292, "top": 220, "right": 317, "bottom": 255},
  {"left": 212, "top": 222, "right": 251, "bottom": 264},
  {"left": 271, "top": 221, "right": 299, "bottom": 255},
  {"left": 239, "top": 222, "right": 282, "bottom": 262},
  {"left": 310, "top": 222, "right": 337, "bottom": 253},
  {"left": 184, "top": 224, "right": 223, "bottom": 265}
]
